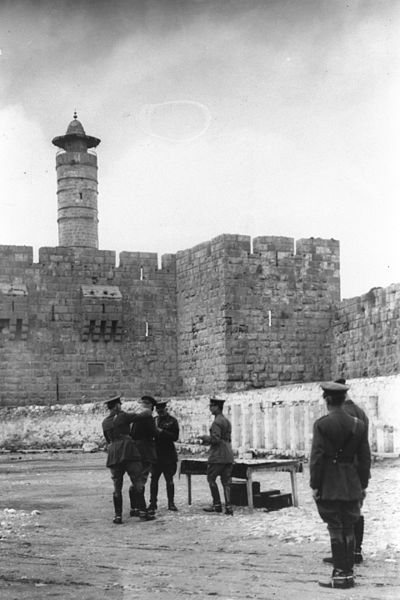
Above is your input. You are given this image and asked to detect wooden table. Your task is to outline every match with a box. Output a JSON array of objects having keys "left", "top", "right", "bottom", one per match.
[{"left": 178, "top": 457, "right": 302, "bottom": 511}]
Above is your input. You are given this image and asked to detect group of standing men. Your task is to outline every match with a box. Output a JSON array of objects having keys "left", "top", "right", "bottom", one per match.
[
  {"left": 102, "top": 394, "right": 179, "bottom": 524},
  {"left": 102, "top": 380, "right": 371, "bottom": 590}
]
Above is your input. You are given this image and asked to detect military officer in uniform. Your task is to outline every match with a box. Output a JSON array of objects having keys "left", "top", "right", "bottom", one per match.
[
  {"left": 322, "top": 378, "right": 370, "bottom": 566},
  {"left": 148, "top": 399, "right": 180, "bottom": 512},
  {"left": 199, "top": 397, "right": 234, "bottom": 516},
  {"left": 130, "top": 395, "right": 159, "bottom": 519},
  {"left": 102, "top": 394, "right": 150, "bottom": 524},
  {"left": 310, "top": 381, "right": 371, "bottom": 589}
]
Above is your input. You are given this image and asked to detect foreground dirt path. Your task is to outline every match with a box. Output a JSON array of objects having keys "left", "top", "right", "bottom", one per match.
[{"left": 0, "top": 452, "right": 399, "bottom": 600}]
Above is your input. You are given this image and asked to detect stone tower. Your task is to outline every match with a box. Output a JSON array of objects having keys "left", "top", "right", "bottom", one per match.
[{"left": 52, "top": 114, "right": 101, "bottom": 248}]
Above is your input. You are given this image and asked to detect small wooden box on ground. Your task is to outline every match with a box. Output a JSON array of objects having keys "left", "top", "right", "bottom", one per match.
[
  {"left": 254, "top": 492, "right": 293, "bottom": 511},
  {"left": 231, "top": 481, "right": 261, "bottom": 506}
]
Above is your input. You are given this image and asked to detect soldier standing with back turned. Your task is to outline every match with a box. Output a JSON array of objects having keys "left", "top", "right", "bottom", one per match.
[
  {"left": 310, "top": 381, "right": 371, "bottom": 589},
  {"left": 102, "top": 394, "right": 150, "bottom": 524},
  {"left": 322, "top": 377, "right": 370, "bottom": 566}
]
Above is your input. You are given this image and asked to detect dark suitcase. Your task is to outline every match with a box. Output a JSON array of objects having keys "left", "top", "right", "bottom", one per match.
[
  {"left": 230, "top": 481, "right": 261, "bottom": 506},
  {"left": 255, "top": 492, "right": 293, "bottom": 511}
]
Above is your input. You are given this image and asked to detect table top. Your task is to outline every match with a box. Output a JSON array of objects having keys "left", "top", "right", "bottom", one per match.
[
  {"left": 179, "top": 457, "right": 302, "bottom": 476},
  {"left": 180, "top": 457, "right": 301, "bottom": 467}
]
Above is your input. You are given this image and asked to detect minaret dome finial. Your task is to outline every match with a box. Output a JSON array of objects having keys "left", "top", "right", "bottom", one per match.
[{"left": 73, "top": 110, "right": 78, "bottom": 119}]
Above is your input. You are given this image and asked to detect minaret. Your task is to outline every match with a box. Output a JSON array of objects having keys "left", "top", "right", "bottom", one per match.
[{"left": 52, "top": 113, "right": 101, "bottom": 248}]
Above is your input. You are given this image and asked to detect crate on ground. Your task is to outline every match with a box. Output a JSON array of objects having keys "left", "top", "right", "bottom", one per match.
[
  {"left": 230, "top": 480, "right": 261, "bottom": 506},
  {"left": 254, "top": 492, "right": 293, "bottom": 511}
]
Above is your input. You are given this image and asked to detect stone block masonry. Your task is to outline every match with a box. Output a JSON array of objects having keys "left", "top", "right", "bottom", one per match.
[
  {"left": 0, "top": 245, "right": 177, "bottom": 406},
  {"left": 176, "top": 234, "right": 340, "bottom": 395}
]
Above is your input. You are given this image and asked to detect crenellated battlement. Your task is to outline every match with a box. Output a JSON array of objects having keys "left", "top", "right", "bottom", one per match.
[{"left": 0, "top": 115, "right": 396, "bottom": 406}]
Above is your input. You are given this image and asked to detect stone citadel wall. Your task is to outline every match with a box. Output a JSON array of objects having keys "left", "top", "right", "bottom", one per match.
[
  {"left": 331, "top": 284, "right": 400, "bottom": 379},
  {"left": 0, "top": 235, "right": 398, "bottom": 406},
  {"left": 176, "top": 234, "right": 340, "bottom": 395},
  {"left": 0, "top": 245, "right": 177, "bottom": 406}
]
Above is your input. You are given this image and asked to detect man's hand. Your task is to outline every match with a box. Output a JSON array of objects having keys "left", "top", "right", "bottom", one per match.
[
  {"left": 361, "top": 489, "right": 367, "bottom": 499},
  {"left": 312, "top": 488, "right": 320, "bottom": 501}
]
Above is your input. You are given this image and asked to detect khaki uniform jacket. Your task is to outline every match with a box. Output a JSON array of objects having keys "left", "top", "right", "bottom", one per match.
[
  {"left": 102, "top": 410, "right": 144, "bottom": 468},
  {"left": 130, "top": 413, "right": 158, "bottom": 464},
  {"left": 205, "top": 413, "right": 234, "bottom": 464},
  {"left": 155, "top": 413, "right": 179, "bottom": 464},
  {"left": 310, "top": 406, "right": 371, "bottom": 501}
]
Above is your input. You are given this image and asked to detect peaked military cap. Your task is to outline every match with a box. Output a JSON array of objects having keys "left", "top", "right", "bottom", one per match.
[
  {"left": 320, "top": 381, "right": 349, "bottom": 393},
  {"left": 141, "top": 395, "right": 157, "bottom": 407},
  {"left": 155, "top": 399, "right": 168, "bottom": 408},
  {"left": 105, "top": 394, "right": 121, "bottom": 409},
  {"left": 209, "top": 397, "right": 226, "bottom": 406}
]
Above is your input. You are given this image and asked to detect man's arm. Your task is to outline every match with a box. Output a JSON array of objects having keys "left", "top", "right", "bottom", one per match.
[
  {"left": 309, "top": 421, "right": 325, "bottom": 495},
  {"left": 356, "top": 426, "right": 371, "bottom": 489},
  {"left": 158, "top": 417, "right": 179, "bottom": 442}
]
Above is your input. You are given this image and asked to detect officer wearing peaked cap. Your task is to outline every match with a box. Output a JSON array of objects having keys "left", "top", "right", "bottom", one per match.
[
  {"left": 321, "top": 378, "right": 370, "bottom": 567},
  {"left": 129, "top": 395, "right": 159, "bottom": 519},
  {"left": 199, "top": 397, "right": 234, "bottom": 516},
  {"left": 310, "top": 381, "right": 371, "bottom": 589},
  {"left": 101, "top": 394, "right": 152, "bottom": 524},
  {"left": 148, "top": 399, "right": 180, "bottom": 512}
]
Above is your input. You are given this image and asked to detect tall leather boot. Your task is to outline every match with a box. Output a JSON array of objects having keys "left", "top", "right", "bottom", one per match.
[
  {"left": 344, "top": 533, "right": 355, "bottom": 582},
  {"left": 137, "top": 489, "right": 155, "bottom": 521},
  {"left": 203, "top": 482, "right": 222, "bottom": 512},
  {"left": 354, "top": 516, "right": 364, "bottom": 564},
  {"left": 148, "top": 477, "right": 158, "bottom": 512},
  {"left": 319, "top": 538, "right": 353, "bottom": 588},
  {"left": 129, "top": 487, "right": 139, "bottom": 517},
  {"left": 167, "top": 482, "right": 178, "bottom": 511},
  {"left": 113, "top": 494, "right": 123, "bottom": 524},
  {"left": 223, "top": 485, "right": 233, "bottom": 516}
]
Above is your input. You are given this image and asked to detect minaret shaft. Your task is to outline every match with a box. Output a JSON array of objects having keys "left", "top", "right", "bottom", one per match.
[{"left": 52, "top": 116, "right": 101, "bottom": 248}]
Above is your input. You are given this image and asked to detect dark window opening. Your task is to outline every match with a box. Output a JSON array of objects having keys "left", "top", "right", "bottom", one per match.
[
  {"left": 15, "top": 319, "right": 23, "bottom": 340},
  {"left": 111, "top": 321, "right": 118, "bottom": 338},
  {"left": 0, "top": 319, "right": 10, "bottom": 333},
  {"left": 88, "top": 363, "right": 105, "bottom": 378}
]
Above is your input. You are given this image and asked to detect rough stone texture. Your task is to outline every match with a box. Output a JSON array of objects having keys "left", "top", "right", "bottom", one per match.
[
  {"left": 1, "top": 118, "right": 399, "bottom": 406},
  {"left": 1, "top": 376, "right": 398, "bottom": 454},
  {"left": 332, "top": 284, "right": 400, "bottom": 379},
  {"left": 0, "top": 246, "right": 177, "bottom": 405},
  {"left": 176, "top": 234, "right": 340, "bottom": 395}
]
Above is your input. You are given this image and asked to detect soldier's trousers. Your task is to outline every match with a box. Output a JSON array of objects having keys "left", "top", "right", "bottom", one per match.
[
  {"left": 206, "top": 463, "right": 233, "bottom": 507},
  {"left": 109, "top": 460, "right": 146, "bottom": 513},
  {"left": 317, "top": 499, "right": 360, "bottom": 573},
  {"left": 150, "top": 462, "right": 177, "bottom": 505}
]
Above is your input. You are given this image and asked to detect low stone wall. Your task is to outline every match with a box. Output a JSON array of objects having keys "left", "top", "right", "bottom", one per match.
[{"left": 0, "top": 376, "right": 399, "bottom": 454}]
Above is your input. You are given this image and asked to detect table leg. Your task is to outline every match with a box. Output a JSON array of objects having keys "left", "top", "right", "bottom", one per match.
[
  {"left": 186, "top": 474, "right": 192, "bottom": 505},
  {"left": 246, "top": 468, "right": 254, "bottom": 512},
  {"left": 290, "top": 467, "right": 299, "bottom": 507}
]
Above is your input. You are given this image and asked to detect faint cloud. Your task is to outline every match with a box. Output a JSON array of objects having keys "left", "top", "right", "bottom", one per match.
[{"left": 136, "top": 100, "right": 211, "bottom": 142}]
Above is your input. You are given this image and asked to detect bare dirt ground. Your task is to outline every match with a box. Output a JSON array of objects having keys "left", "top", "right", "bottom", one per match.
[{"left": 0, "top": 452, "right": 399, "bottom": 600}]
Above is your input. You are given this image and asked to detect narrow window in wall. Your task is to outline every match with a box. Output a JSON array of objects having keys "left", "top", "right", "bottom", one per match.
[
  {"left": 89, "top": 320, "right": 96, "bottom": 337},
  {"left": 51, "top": 305, "right": 55, "bottom": 321},
  {"left": 111, "top": 320, "right": 118, "bottom": 339},
  {"left": 145, "top": 321, "right": 149, "bottom": 337},
  {"left": 100, "top": 320, "right": 106, "bottom": 337},
  {"left": 268, "top": 310, "right": 272, "bottom": 327},
  {"left": 11, "top": 301, "right": 15, "bottom": 313},
  {"left": 0, "top": 319, "right": 10, "bottom": 333},
  {"left": 15, "top": 319, "right": 23, "bottom": 340},
  {"left": 102, "top": 303, "right": 106, "bottom": 314},
  {"left": 140, "top": 266, "right": 144, "bottom": 281}
]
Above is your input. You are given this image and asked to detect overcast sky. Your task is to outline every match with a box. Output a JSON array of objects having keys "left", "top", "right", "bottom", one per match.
[{"left": 0, "top": 0, "right": 399, "bottom": 299}]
